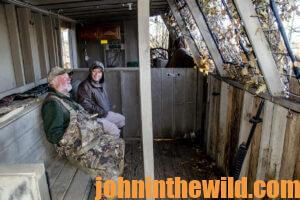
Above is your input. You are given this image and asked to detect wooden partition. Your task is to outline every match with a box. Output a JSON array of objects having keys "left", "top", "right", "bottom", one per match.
[
  {"left": 72, "top": 68, "right": 205, "bottom": 139},
  {"left": 205, "top": 74, "right": 300, "bottom": 191},
  {"left": 0, "top": 101, "right": 56, "bottom": 167}
]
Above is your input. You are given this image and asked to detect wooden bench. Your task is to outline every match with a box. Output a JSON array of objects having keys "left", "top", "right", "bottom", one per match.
[
  {"left": 46, "top": 157, "right": 93, "bottom": 200},
  {"left": 0, "top": 99, "right": 94, "bottom": 200}
]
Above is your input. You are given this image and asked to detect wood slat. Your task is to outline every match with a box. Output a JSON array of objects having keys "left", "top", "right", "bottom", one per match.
[
  {"left": 196, "top": 71, "right": 205, "bottom": 133},
  {"left": 237, "top": 92, "right": 255, "bottom": 178},
  {"left": 50, "top": 162, "right": 78, "bottom": 200},
  {"left": 33, "top": 13, "right": 50, "bottom": 79},
  {"left": 279, "top": 111, "right": 300, "bottom": 179},
  {"left": 267, "top": 105, "right": 288, "bottom": 180},
  {"left": 247, "top": 97, "right": 263, "bottom": 194},
  {"left": 120, "top": 71, "right": 141, "bottom": 138},
  {"left": 4, "top": 4, "right": 25, "bottom": 87},
  {"left": 216, "top": 81, "right": 231, "bottom": 170},
  {"left": 174, "top": 68, "right": 186, "bottom": 138},
  {"left": 64, "top": 170, "right": 92, "bottom": 200},
  {"left": 223, "top": 87, "right": 244, "bottom": 175},
  {"left": 46, "top": 157, "right": 68, "bottom": 188},
  {"left": 104, "top": 71, "right": 122, "bottom": 113},
  {"left": 44, "top": 15, "right": 57, "bottom": 68},
  {"left": 151, "top": 68, "right": 162, "bottom": 138},
  {"left": 184, "top": 69, "right": 197, "bottom": 134},
  {"left": 255, "top": 101, "right": 274, "bottom": 181},
  {"left": 204, "top": 75, "right": 212, "bottom": 147},
  {"left": 161, "top": 68, "right": 174, "bottom": 138},
  {"left": 16, "top": 7, "right": 38, "bottom": 83}
]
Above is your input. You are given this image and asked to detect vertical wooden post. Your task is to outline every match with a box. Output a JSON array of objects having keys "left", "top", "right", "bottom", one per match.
[
  {"left": 70, "top": 23, "right": 79, "bottom": 68},
  {"left": 34, "top": 13, "right": 50, "bottom": 78},
  {"left": 4, "top": 4, "right": 25, "bottom": 86},
  {"left": 137, "top": 0, "right": 155, "bottom": 193},
  {"left": 234, "top": 0, "right": 284, "bottom": 96},
  {"left": 44, "top": 16, "right": 57, "bottom": 68}
]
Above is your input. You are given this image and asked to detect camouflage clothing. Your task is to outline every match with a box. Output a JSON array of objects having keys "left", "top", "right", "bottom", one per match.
[{"left": 48, "top": 95, "right": 125, "bottom": 181}]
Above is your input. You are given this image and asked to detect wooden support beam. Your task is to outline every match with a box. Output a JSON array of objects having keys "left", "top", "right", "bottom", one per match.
[
  {"left": 38, "top": 0, "right": 136, "bottom": 10},
  {"left": 70, "top": 23, "right": 79, "bottom": 68},
  {"left": 4, "top": 4, "right": 25, "bottom": 87},
  {"left": 166, "top": 0, "right": 202, "bottom": 67},
  {"left": 186, "top": 0, "right": 226, "bottom": 77},
  {"left": 267, "top": 105, "right": 288, "bottom": 179},
  {"left": 34, "top": 13, "right": 50, "bottom": 78},
  {"left": 52, "top": 17, "right": 62, "bottom": 67},
  {"left": 160, "top": 14, "right": 177, "bottom": 41},
  {"left": 44, "top": 16, "right": 57, "bottom": 68},
  {"left": 16, "top": 7, "right": 37, "bottom": 84},
  {"left": 137, "top": 0, "right": 155, "bottom": 190},
  {"left": 234, "top": 0, "right": 284, "bottom": 96}
]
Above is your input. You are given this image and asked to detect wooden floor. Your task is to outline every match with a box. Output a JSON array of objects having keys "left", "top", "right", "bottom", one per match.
[{"left": 88, "top": 139, "right": 222, "bottom": 199}]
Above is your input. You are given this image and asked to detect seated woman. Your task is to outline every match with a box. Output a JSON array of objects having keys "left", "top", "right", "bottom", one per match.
[
  {"left": 77, "top": 61, "right": 125, "bottom": 138},
  {"left": 42, "top": 67, "right": 125, "bottom": 181}
]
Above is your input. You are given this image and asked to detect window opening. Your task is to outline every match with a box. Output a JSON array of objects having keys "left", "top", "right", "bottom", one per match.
[{"left": 61, "top": 27, "right": 72, "bottom": 69}]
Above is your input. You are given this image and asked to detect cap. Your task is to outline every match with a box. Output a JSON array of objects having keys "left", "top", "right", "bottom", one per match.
[{"left": 48, "top": 66, "right": 72, "bottom": 83}]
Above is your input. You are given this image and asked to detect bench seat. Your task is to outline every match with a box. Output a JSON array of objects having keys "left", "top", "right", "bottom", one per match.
[{"left": 46, "top": 157, "right": 93, "bottom": 200}]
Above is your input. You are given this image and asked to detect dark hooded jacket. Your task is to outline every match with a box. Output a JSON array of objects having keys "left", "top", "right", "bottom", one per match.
[
  {"left": 167, "top": 36, "right": 195, "bottom": 68},
  {"left": 77, "top": 68, "right": 111, "bottom": 118}
]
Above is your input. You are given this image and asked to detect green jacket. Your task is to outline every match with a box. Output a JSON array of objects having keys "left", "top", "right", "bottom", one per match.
[{"left": 41, "top": 88, "right": 79, "bottom": 144}]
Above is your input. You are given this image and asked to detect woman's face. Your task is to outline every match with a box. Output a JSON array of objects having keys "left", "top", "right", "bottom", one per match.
[{"left": 91, "top": 68, "right": 103, "bottom": 82}]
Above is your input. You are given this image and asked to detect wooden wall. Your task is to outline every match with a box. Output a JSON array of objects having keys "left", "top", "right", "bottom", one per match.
[
  {"left": 0, "top": 102, "right": 56, "bottom": 168},
  {"left": 0, "top": 2, "right": 76, "bottom": 99},
  {"left": 205, "top": 75, "right": 300, "bottom": 189},
  {"left": 72, "top": 68, "right": 205, "bottom": 139}
]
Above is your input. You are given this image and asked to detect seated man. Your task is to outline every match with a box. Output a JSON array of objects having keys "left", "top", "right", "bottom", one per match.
[
  {"left": 42, "top": 67, "right": 125, "bottom": 181},
  {"left": 167, "top": 36, "right": 195, "bottom": 68},
  {"left": 77, "top": 61, "right": 125, "bottom": 138}
]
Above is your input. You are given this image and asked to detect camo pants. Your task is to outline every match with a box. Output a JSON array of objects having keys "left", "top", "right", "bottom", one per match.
[{"left": 51, "top": 96, "right": 125, "bottom": 181}]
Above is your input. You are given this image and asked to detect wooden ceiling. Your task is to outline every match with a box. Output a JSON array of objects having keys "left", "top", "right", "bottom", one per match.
[{"left": 21, "top": 0, "right": 169, "bottom": 22}]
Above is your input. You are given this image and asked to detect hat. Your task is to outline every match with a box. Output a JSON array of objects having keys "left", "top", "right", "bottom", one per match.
[
  {"left": 90, "top": 61, "right": 104, "bottom": 71},
  {"left": 48, "top": 66, "right": 72, "bottom": 83}
]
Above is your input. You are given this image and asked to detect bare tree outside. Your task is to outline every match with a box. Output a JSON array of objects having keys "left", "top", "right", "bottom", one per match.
[{"left": 149, "top": 15, "right": 169, "bottom": 66}]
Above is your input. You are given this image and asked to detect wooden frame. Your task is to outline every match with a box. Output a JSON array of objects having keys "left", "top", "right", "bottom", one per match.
[
  {"left": 137, "top": 0, "right": 155, "bottom": 189},
  {"left": 186, "top": 0, "right": 226, "bottom": 76},
  {"left": 234, "top": 0, "right": 284, "bottom": 96}
]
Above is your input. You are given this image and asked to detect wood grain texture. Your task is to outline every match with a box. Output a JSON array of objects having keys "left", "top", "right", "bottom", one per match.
[
  {"left": 280, "top": 111, "right": 300, "bottom": 179},
  {"left": 238, "top": 92, "right": 255, "bottom": 178},
  {"left": 247, "top": 97, "right": 263, "bottom": 194},
  {"left": 216, "top": 82, "right": 232, "bottom": 171},
  {"left": 256, "top": 101, "right": 274, "bottom": 181},
  {"left": 267, "top": 105, "right": 288, "bottom": 180}
]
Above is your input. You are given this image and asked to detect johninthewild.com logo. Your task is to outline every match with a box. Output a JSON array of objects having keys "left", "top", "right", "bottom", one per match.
[{"left": 94, "top": 176, "right": 300, "bottom": 199}]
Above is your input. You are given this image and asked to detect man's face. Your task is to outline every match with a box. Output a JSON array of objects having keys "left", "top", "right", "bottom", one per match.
[
  {"left": 52, "top": 73, "right": 72, "bottom": 93},
  {"left": 91, "top": 68, "right": 103, "bottom": 82}
]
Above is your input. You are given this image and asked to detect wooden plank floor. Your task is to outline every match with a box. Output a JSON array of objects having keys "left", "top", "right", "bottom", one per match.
[
  {"left": 123, "top": 139, "right": 222, "bottom": 180},
  {"left": 88, "top": 139, "right": 222, "bottom": 200}
]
